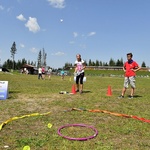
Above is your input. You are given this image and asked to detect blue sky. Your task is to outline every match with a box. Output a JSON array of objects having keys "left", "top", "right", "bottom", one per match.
[{"left": 0, "top": 0, "right": 150, "bottom": 69}]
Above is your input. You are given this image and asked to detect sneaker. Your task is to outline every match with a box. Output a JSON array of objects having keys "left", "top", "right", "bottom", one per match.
[
  {"left": 118, "top": 95, "right": 124, "bottom": 99},
  {"left": 128, "top": 95, "right": 133, "bottom": 99},
  {"left": 80, "top": 90, "right": 83, "bottom": 94},
  {"left": 75, "top": 89, "right": 79, "bottom": 92}
]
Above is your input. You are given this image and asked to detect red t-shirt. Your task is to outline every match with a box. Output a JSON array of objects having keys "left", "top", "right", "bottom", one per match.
[{"left": 124, "top": 61, "right": 139, "bottom": 77}]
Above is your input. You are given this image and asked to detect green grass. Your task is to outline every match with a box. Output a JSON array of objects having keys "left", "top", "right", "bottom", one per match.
[{"left": 0, "top": 71, "right": 150, "bottom": 150}]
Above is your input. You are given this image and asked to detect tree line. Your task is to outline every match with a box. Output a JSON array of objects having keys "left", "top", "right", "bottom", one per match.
[
  {"left": 1, "top": 41, "right": 147, "bottom": 70},
  {"left": 63, "top": 58, "right": 124, "bottom": 68},
  {"left": 64, "top": 58, "right": 146, "bottom": 68},
  {"left": 2, "top": 42, "right": 47, "bottom": 70}
]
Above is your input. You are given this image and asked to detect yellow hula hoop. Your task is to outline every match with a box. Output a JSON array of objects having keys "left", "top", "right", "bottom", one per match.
[{"left": 0, "top": 112, "right": 51, "bottom": 131}]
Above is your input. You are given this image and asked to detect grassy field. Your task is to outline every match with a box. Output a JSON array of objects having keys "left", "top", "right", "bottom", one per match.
[{"left": 0, "top": 71, "right": 150, "bottom": 150}]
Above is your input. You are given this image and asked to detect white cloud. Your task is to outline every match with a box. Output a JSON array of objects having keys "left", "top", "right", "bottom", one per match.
[
  {"left": 25, "top": 17, "right": 40, "bottom": 33},
  {"left": 16, "top": 14, "right": 26, "bottom": 21},
  {"left": 0, "top": 5, "right": 4, "bottom": 10},
  {"left": 47, "top": 0, "right": 65, "bottom": 9},
  {"left": 30, "top": 47, "right": 38, "bottom": 53},
  {"left": 0, "top": 5, "right": 13, "bottom": 12},
  {"left": 73, "top": 32, "right": 78, "bottom": 38},
  {"left": 88, "top": 32, "right": 96, "bottom": 36},
  {"left": 20, "top": 43, "right": 25, "bottom": 48},
  {"left": 51, "top": 51, "right": 65, "bottom": 56}
]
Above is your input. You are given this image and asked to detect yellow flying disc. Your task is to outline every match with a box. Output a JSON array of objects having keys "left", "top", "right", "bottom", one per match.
[
  {"left": 23, "top": 145, "right": 30, "bottom": 150},
  {"left": 47, "top": 123, "right": 52, "bottom": 128}
]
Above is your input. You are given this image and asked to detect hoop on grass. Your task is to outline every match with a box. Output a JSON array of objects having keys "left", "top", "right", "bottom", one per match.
[{"left": 57, "top": 124, "right": 98, "bottom": 141}]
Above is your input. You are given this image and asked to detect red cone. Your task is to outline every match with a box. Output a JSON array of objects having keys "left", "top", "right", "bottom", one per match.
[
  {"left": 71, "top": 84, "right": 76, "bottom": 94},
  {"left": 107, "top": 85, "right": 112, "bottom": 96}
]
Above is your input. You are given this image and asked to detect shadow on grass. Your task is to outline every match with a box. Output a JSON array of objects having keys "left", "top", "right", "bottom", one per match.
[
  {"left": 83, "top": 90, "right": 92, "bottom": 93},
  {"left": 9, "top": 90, "right": 21, "bottom": 94},
  {"left": 128, "top": 95, "right": 142, "bottom": 98},
  {"left": 7, "top": 90, "right": 21, "bottom": 99}
]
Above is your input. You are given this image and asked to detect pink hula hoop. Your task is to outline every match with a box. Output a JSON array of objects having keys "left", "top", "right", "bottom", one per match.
[{"left": 57, "top": 124, "right": 98, "bottom": 141}]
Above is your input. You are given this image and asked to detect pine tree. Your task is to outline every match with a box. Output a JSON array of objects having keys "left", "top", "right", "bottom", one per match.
[
  {"left": 96, "top": 60, "right": 99, "bottom": 66},
  {"left": 10, "top": 42, "right": 17, "bottom": 69},
  {"left": 37, "top": 48, "right": 47, "bottom": 68},
  {"left": 42, "top": 48, "right": 47, "bottom": 67},
  {"left": 109, "top": 58, "right": 115, "bottom": 66},
  {"left": 37, "top": 50, "right": 42, "bottom": 68},
  {"left": 141, "top": 61, "right": 146, "bottom": 67},
  {"left": 89, "top": 59, "right": 92, "bottom": 66}
]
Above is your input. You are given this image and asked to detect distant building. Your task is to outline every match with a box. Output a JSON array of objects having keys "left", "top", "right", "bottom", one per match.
[
  {"left": 22, "top": 64, "right": 38, "bottom": 74},
  {"left": 0, "top": 67, "right": 9, "bottom": 72}
]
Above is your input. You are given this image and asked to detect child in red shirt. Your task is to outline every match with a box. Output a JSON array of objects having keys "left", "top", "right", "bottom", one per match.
[{"left": 118, "top": 53, "right": 141, "bottom": 99}]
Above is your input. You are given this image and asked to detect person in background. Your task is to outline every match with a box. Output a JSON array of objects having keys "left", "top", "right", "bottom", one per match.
[
  {"left": 74, "top": 54, "right": 86, "bottom": 94},
  {"left": 42, "top": 66, "right": 45, "bottom": 80},
  {"left": 24, "top": 68, "right": 27, "bottom": 74},
  {"left": 118, "top": 53, "right": 141, "bottom": 99},
  {"left": 61, "top": 69, "right": 65, "bottom": 80},
  {"left": 25, "top": 69, "right": 28, "bottom": 75},
  {"left": 38, "top": 66, "right": 42, "bottom": 79},
  {"left": 21, "top": 69, "right": 23, "bottom": 74},
  {"left": 47, "top": 67, "right": 52, "bottom": 80}
]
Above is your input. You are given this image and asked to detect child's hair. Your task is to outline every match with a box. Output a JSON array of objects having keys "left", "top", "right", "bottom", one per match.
[
  {"left": 127, "top": 53, "right": 133, "bottom": 58},
  {"left": 76, "top": 54, "right": 81, "bottom": 57},
  {"left": 76, "top": 54, "right": 81, "bottom": 61}
]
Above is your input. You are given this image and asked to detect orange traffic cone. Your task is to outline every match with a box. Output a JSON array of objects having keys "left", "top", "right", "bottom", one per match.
[
  {"left": 71, "top": 84, "right": 76, "bottom": 94},
  {"left": 107, "top": 85, "right": 112, "bottom": 96}
]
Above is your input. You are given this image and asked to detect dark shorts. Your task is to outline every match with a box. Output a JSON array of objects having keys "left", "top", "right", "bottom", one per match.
[{"left": 76, "top": 72, "right": 84, "bottom": 84}]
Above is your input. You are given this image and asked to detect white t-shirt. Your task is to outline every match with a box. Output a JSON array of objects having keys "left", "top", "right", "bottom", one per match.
[
  {"left": 48, "top": 68, "right": 52, "bottom": 74},
  {"left": 38, "top": 68, "right": 42, "bottom": 74},
  {"left": 74, "top": 59, "right": 85, "bottom": 73}
]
